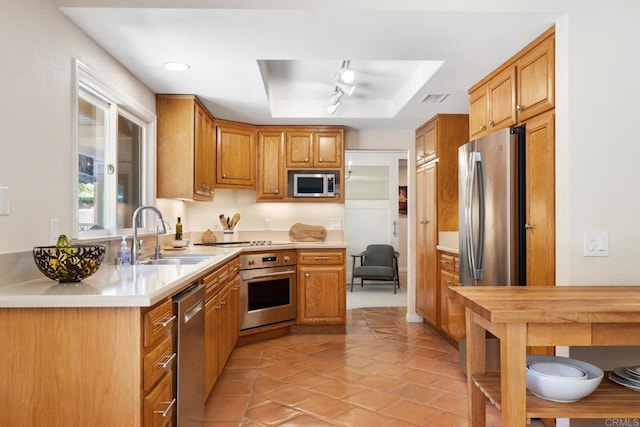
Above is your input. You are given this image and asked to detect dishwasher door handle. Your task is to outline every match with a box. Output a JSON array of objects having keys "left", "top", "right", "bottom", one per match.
[{"left": 183, "top": 300, "right": 204, "bottom": 324}]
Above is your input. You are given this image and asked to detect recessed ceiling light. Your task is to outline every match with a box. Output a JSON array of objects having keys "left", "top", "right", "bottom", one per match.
[
  {"left": 420, "top": 94, "right": 449, "bottom": 103},
  {"left": 163, "top": 62, "right": 190, "bottom": 71}
]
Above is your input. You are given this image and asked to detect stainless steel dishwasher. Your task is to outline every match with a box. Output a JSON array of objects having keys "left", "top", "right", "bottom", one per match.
[{"left": 173, "top": 283, "right": 205, "bottom": 427}]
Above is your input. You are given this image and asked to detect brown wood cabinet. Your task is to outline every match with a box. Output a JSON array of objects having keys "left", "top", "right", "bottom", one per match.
[
  {"left": 516, "top": 34, "right": 555, "bottom": 122},
  {"left": 524, "top": 111, "right": 555, "bottom": 288},
  {"left": 202, "top": 256, "right": 240, "bottom": 396},
  {"left": 142, "top": 298, "right": 176, "bottom": 427},
  {"left": 415, "top": 120, "right": 438, "bottom": 165},
  {"left": 286, "top": 128, "right": 343, "bottom": 169},
  {"left": 256, "top": 129, "right": 285, "bottom": 200},
  {"left": 468, "top": 66, "right": 517, "bottom": 139},
  {"left": 157, "top": 95, "right": 215, "bottom": 200},
  {"left": 297, "top": 249, "right": 346, "bottom": 325},
  {"left": 0, "top": 299, "right": 181, "bottom": 426},
  {"left": 438, "top": 251, "right": 465, "bottom": 340},
  {"left": 415, "top": 162, "right": 437, "bottom": 324},
  {"left": 414, "top": 114, "right": 468, "bottom": 328},
  {"left": 215, "top": 120, "right": 256, "bottom": 189},
  {"left": 468, "top": 27, "right": 555, "bottom": 139}
]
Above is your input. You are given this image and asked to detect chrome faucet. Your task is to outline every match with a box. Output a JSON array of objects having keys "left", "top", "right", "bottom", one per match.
[{"left": 131, "top": 205, "right": 167, "bottom": 264}]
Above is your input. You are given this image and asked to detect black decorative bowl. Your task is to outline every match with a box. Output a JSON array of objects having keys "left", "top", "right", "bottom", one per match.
[{"left": 33, "top": 244, "right": 106, "bottom": 282}]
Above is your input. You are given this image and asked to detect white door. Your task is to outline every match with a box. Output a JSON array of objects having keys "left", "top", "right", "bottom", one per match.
[{"left": 344, "top": 150, "right": 407, "bottom": 282}]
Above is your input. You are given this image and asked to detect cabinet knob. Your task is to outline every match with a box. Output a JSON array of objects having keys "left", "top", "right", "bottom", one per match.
[
  {"left": 517, "top": 104, "right": 525, "bottom": 111},
  {"left": 304, "top": 157, "right": 309, "bottom": 163},
  {"left": 318, "top": 157, "right": 323, "bottom": 163},
  {"left": 480, "top": 124, "right": 486, "bottom": 131},
  {"left": 525, "top": 224, "right": 533, "bottom": 230},
  {"left": 488, "top": 120, "right": 495, "bottom": 127},
  {"left": 274, "top": 189, "right": 279, "bottom": 194},
  {"left": 305, "top": 273, "right": 310, "bottom": 277},
  {"left": 222, "top": 173, "right": 227, "bottom": 178}
]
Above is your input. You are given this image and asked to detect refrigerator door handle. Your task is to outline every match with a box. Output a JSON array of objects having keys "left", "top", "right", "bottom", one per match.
[
  {"left": 475, "top": 154, "right": 486, "bottom": 280},
  {"left": 464, "top": 152, "right": 476, "bottom": 280},
  {"left": 465, "top": 151, "right": 485, "bottom": 281}
]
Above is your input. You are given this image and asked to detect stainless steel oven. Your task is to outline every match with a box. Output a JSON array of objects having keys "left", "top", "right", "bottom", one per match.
[{"left": 239, "top": 250, "right": 297, "bottom": 331}]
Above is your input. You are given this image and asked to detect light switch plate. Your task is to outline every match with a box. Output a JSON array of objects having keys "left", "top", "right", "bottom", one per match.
[
  {"left": 0, "top": 187, "right": 8, "bottom": 215},
  {"left": 584, "top": 231, "right": 609, "bottom": 257},
  {"left": 330, "top": 218, "right": 342, "bottom": 230}
]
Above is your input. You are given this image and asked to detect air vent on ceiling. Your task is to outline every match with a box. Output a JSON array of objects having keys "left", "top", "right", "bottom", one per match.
[{"left": 420, "top": 94, "right": 449, "bottom": 103}]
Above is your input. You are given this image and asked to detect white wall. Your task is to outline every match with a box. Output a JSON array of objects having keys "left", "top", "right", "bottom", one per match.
[{"left": 0, "top": 0, "right": 155, "bottom": 253}]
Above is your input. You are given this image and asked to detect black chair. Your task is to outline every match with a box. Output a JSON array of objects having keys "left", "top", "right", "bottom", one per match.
[{"left": 350, "top": 244, "right": 400, "bottom": 294}]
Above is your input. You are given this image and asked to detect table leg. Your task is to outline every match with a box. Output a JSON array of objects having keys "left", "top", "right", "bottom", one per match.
[
  {"left": 500, "top": 322, "right": 527, "bottom": 426},
  {"left": 465, "top": 308, "right": 486, "bottom": 427}
]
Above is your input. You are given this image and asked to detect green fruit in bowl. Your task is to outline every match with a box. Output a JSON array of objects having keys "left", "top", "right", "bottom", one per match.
[{"left": 49, "top": 234, "right": 77, "bottom": 269}]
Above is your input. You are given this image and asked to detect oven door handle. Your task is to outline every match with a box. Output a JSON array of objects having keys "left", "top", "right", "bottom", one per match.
[{"left": 242, "top": 269, "right": 296, "bottom": 280}]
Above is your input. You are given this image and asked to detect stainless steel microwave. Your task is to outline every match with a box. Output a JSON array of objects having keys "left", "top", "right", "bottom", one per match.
[{"left": 293, "top": 173, "right": 335, "bottom": 197}]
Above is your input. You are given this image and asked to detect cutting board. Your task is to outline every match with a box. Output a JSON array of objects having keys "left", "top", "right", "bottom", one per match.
[{"left": 289, "top": 223, "right": 327, "bottom": 242}]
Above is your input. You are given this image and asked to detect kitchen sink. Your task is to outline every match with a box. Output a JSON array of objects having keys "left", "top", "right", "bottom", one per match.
[{"left": 139, "top": 257, "right": 213, "bottom": 266}]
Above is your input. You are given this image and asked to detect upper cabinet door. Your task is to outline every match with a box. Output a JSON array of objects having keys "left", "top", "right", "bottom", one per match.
[
  {"left": 488, "top": 66, "right": 517, "bottom": 132},
  {"left": 469, "top": 85, "right": 489, "bottom": 139},
  {"left": 156, "top": 95, "right": 215, "bottom": 201},
  {"left": 314, "top": 131, "right": 343, "bottom": 168},
  {"left": 194, "top": 103, "right": 216, "bottom": 198},
  {"left": 517, "top": 35, "right": 555, "bottom": 122},
  {"left": 286, "top": 131, "right": 313, "bottom": 168},
  {"left": 215, "top": 121, "right": 256, "bottom": 189},
  {"left": 256, "top": 130, "right": 285, "bottom": 200},
  {"left": 285, "top": 129, "right": 343, "bottom": 169}
]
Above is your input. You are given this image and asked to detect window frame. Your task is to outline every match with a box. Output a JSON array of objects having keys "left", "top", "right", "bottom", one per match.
[{"left": 72, "top": 59, "right": 157, "bottom": 240}]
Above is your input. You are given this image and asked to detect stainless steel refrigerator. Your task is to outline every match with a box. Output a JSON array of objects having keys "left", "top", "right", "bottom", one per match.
[{"left": 458, "top": 126, "right": 526, "bottom": 286}]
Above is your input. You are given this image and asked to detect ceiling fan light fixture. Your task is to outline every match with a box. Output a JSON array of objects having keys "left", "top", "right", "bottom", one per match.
[
  {"left": 328, "top": 89, "right": 344, "bottom": 105},
  {"left": 327, "top": 100, "right": 342, "bottom": 115},
  {"left": 336, "top": 81, "right": 355, "bottom": 96},
  {"left": 339, "top": 68, "right": 355, "bottom": 83}
]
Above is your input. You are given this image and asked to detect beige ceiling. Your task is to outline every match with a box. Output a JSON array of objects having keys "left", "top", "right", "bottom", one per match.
[{"left": 59, "top": 2, "right": 562, "bottom": 131}]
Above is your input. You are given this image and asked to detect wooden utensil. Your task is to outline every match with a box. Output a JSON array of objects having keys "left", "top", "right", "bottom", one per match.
[
  {"left": 219, "top": 214, "right": 228, "bottom": 229},
  {"left": 230, "top": 212, "right": 241, "bottom": 229}
]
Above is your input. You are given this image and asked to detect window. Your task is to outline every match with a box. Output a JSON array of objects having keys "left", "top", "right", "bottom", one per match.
[{"left": 74, "top": 60, "right": 155, "bottom": 239}]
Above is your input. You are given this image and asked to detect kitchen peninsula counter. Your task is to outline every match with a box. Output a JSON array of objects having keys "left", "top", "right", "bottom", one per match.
[{"left": 0, "top": 241, "right": 348, "bottom": 308}]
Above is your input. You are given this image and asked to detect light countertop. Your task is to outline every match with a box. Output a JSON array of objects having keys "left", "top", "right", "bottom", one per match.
[{"left": 0, "top": 241, "right": 347, "bottom": 308}]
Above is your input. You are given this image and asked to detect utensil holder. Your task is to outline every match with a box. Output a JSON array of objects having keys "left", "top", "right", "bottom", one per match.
[{"left": 223, "top": 230, "right": 236, "bottom": 242}]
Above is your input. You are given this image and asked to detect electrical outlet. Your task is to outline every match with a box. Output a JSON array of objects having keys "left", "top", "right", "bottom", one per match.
[
  {"left": 50, "top": 218, "right": 60, "bottom": 244},
  {"left": 330, "top": 218, "right": 342, "bottom": 230},
  {"left": 264, "top": 219, "right": 272, "bottom": 230}
]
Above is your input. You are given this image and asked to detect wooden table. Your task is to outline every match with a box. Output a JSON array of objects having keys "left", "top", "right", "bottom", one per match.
[{"left": 448, "top": 285, "right": 640, "bottom": 426}]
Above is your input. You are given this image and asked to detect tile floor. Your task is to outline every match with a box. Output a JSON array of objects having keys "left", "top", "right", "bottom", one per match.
[{"left": 204, "top": 307, "right": 545, "bottom": 426}]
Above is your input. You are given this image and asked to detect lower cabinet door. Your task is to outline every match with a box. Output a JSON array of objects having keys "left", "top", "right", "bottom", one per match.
[
  {"left": 297, "top": 265, "right": 346, "bottom": 324},
  {"left": 144, "top": 373, "right": 174, "bottom": 427}
]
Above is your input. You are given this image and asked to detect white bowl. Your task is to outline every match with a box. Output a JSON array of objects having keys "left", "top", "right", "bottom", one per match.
[
  {"left": 527, "top": 362, "right": 587, "bottom": 380},
  {"left": 172, "top": 240, "right": 187, "bottom": 248},
  {"left": 526, "top": 355, "right": 603, "bottom": 403}
]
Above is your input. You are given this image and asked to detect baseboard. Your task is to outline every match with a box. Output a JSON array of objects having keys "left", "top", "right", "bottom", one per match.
[{"left": 405, "top": 312, "right": 423, "bottom": 323}]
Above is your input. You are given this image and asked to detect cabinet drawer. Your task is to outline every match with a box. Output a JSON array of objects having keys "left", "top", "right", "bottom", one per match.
[
  {"left": 298, "top": 250, "right": 345, "bottom": 265},
  {"left": 202, "top": 265, "right": 227, "bottom": 301},
  {"left": 439, "top": 253, "right": 457, "bottom": 272},
  {"left": 144, "top": 299, "right": 175, "bottom": 348},
  {"left": 144, "top": 373, "right": 174, "bottom": 427},
  {"left": 143, "top": 335, "right": 175, "bottom": 392}
]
